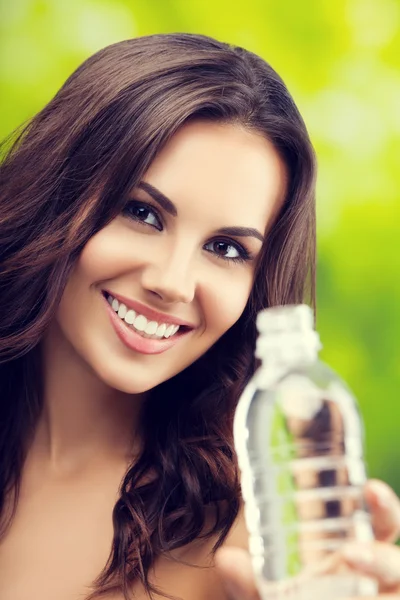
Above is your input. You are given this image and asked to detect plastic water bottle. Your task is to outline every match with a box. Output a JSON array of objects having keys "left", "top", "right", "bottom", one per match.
[{"left": 234, "top": 305, "right": 377, "bottom": 599}]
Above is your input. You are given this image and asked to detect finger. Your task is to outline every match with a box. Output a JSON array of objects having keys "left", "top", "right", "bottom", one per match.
[
  {"left": 342, "top": 541, "right": 400, "bottom": 592},
  {"left": 215, "top": 547, "right": 261, "bottom": 600},
  {"left": 365, "top": 479, "right": 400, "bottom": 543}
]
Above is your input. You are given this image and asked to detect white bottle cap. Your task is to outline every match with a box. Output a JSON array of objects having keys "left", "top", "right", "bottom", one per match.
[
  {"left": 257, "top": 304, "right": 314, "bottom": 334},
  {"left": 255, "top": 304, "right": 322, "bottom": 366}
]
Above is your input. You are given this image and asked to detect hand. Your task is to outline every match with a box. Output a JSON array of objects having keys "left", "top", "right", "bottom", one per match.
[
  {"left": 216, "top": 479, "right": 400, "bottom": 600},
  {"left": 340, "top": 479, "right": 400, "bottom": 598}
]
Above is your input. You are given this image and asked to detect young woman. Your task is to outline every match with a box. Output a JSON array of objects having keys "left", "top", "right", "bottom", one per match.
[{"left": 1, "top": 33, "right": 399, "bottom": 600}]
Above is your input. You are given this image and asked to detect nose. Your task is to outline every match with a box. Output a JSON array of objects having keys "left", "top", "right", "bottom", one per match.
[{"left": 140, "top": 248, "right": 196, "bottom": 305}]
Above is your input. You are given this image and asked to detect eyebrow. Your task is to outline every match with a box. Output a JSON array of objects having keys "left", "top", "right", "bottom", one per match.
[
  {"left": 138, "top": 182, "right": 177, "bottom": 216},
  {"left": 138, "top": 182, "right": 264, "bottom": 243},
  {"left": 216, "top": 226, "right": 264, "bottom": 243}
]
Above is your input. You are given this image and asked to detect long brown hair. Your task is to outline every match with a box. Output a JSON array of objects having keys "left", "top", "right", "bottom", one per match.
[{"left": 0, "top": 34, "right": 316, "bottom": 598}]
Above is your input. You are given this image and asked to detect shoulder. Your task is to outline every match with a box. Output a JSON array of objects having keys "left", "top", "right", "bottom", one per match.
[
  {"left": 223, "top": 503, "right": 249, "bottom": 551},
  {"left": 137, "top": 505, "right": 249, "bottom": 600}
]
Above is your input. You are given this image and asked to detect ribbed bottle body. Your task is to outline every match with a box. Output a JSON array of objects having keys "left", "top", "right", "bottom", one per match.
[{"left": 235, "top": 359, "right": 377, "bottom": 599}]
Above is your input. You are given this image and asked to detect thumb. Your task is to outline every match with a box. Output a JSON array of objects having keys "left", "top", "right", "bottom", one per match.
[{"left": 215, "top": 547, "right": 261, "bottom": 600}]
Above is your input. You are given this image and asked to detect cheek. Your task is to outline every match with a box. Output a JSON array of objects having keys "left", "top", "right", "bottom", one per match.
[
  {"left": 205, "top": 270, "right": 254, "bottom": 337},
  {"left": 55, "top": 228, "right": 125, "bottom": 327},
  {"left": 75, "top": 220, "right": 147, "bottom": 288},
  {"left": 77, "top": 228, "right": 126, "bottom": 282}
]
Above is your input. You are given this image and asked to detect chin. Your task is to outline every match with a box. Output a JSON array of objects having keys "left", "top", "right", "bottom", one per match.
[
  {"left": 90, "top": 359, "right": 171, "bottom": 395},
  {"left": 97, "top": 368, "right": 159, "bottom": 395}
]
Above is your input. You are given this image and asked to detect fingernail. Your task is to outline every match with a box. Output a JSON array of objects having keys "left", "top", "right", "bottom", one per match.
[
  {"left": 368, "top": 480, "right": 391, "bottom": 509},
  {"left": 342, "top": 543, "right": 374, "bottom": 568}
]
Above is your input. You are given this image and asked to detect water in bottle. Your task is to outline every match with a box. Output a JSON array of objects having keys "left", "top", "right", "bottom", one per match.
[{"left": 234, "top": 304, "right": 377, "bottom": 599}]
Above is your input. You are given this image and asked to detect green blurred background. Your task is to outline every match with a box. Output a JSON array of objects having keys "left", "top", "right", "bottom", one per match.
[{"left": 1, "top": 0, "right": 399, "bottom": 489}]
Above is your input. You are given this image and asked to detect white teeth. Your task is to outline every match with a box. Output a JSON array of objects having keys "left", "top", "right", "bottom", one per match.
[
  {"left": 133, "top": 314, "right": 147, "bottom": 331},
  {"left": 107, "top": 294, "right": 183, "bottom": 339},
  {"left": 164, "top": 324, "right": 175, "bottom": 338},
  {"left": 124, "top": 309, "right": 136, "bottom": 325},
  {"left": 155, "top": 323, "right": 167, "bottom": 337},
  {"left": 118, "top": 303, "right": 127, "bottom": 319},
  {"left": 145, "top": 320, "right": 158, "bottom": 335}
]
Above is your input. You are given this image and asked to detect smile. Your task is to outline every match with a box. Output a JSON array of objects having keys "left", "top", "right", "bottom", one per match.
[
  {"left": 102, "top": 292, "right": 193, "bottom": 355},
  {"left": 106, "top": 294, "right": 181, "bottom": 340}
]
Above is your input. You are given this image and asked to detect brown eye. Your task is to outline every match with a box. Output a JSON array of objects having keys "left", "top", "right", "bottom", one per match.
[
  {"left": 203, "top": 239, "right": 251, "bottom": 263},
  {"left": 133, "top": 206, "right": 151, "bottom": 220},
  {"left": 122, "top": 201, "right": 163, "bottom": 231},
  {"left": 213, "top": 241, "right": 238, "bottom": 257}
]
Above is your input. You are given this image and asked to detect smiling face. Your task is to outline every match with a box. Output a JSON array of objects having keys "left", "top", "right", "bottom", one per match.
[{"left": 49, "top": 120, "right": 287, "bottom": 394}]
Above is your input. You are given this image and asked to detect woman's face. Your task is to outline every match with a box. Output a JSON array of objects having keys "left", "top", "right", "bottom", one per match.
[{"left": 52, "top": 121, "right": 287, "bottom": 393}]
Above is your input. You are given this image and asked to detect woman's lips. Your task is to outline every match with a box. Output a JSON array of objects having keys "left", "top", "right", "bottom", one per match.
[
  {"left": 103, "top": 293, "right": 189, "bottom": 355},
  {"left": 103, "top": 288, "right": 195, "bottom": 328}
]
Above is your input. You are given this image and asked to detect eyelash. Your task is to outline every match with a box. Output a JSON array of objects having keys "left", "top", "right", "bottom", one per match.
[
  {"left": 122, "top": 200, "right": 163, "bottom": 231},
  {"left": 203, "top": 240, "right": 252, "bottom": 264},
  {"left": 122, "top": 200, "right": 253, "bottom": 264}
]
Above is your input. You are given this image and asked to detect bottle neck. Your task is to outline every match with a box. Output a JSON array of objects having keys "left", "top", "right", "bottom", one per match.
[{"left": 255, "top": 329, "right": 322, "bottom": 389}]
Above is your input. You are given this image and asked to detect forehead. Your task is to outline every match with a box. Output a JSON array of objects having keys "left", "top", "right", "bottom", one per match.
[{"left": 143, "top": 120, "right": 287, "bottom": 231}]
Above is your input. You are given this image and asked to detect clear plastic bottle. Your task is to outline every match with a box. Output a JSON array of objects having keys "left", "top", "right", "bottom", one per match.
[{"left": 234, "top": 305, "right": 377, "bottom": 600}]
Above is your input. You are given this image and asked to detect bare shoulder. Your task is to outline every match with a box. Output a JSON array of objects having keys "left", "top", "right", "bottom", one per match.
[
  {"left": 137, "top": 505, "right": 249, "bottom": 600},
  {"left": 223, "top": 503, "right": 249, "bottom": 551},
  {"left": 66, "top": 505, "right": 249, "bottom": 600}
]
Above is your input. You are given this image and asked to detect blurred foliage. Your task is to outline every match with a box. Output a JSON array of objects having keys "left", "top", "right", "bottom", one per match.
[{"left": 1, "top": 0, "right": 399, "bottom": 488}]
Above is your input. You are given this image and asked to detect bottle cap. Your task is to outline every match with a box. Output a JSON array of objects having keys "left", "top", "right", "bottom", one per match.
[
  {"left": 255, "top": 304, "right": 322, "bottom": 366},
  {"left": 257, "top": 304, "right": 314, "bottom": 334}
]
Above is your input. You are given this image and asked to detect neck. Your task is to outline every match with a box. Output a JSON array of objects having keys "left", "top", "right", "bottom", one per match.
[{"left": 32, "top": 321, "right": 144, "bottom": 474}]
